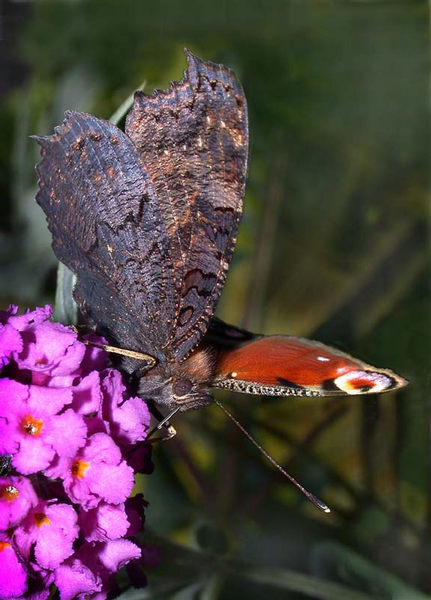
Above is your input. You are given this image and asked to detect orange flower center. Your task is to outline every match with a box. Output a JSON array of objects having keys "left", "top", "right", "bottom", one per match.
[
  {"left": 34, "top": 356, "right": 48, "bottom": 366},
  {"left": 0, "top": 541, "right": 11, "bottom": 552},
  {"left": 0, "top": 485, "right": 19, "bottom": 501},
  {"left": 71, "top": 460, "right": 90, "bottom": 479},
  {"left": 21, "top": 415, "right": 44, "bottom": 436},
  {"left": 34, "top": 512, "right": 50, "bottom": 527}
]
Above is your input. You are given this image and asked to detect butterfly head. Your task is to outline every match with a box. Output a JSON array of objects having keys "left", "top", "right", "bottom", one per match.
[{"left": 138, "top": 344, "right": 217, "bottom": 411}]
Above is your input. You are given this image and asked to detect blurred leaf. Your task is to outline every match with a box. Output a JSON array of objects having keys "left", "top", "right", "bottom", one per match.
[
  {"left": 144, "top": 535, "right": 390, "bottom": 600},
  {"left": 311, "top": 542, "right": 431, "bottom": 600},
  {"left": 195, "top": 523, "right": 229, "bottom": 555},
  {"left": 116, "top": 580, "right": 198, "bottom": 600},
  {"left": 199, "top": 572, "right": 227, "bottom": 600},
  {"left": 231, "top": 562, "right": 376, "bottom": 600},
  {"left": 54, "top": 263, "right": 77, "bottom": 324},
  {"left": 109, "top": 80, "right": 146, "bottom": 125}
]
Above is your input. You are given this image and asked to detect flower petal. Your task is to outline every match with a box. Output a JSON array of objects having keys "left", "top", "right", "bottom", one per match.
[
  {"left": 0, "top": 476, "right": 38, "bottom": 530},
  {"left": 0, "top": 537, "right": 27, "bottom": 598},
  {"left": 55, "top": 558, "right": 102, "bottom": 600}
]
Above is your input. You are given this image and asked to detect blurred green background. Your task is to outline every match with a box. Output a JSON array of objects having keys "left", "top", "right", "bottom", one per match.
[{"left": 1, "top": 1, "right": 429, "bottom": 598}]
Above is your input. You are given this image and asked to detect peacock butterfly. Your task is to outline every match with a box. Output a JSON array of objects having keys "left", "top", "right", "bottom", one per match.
[{"left": 34, "top": 52, "right": 407, "bottom": 511}]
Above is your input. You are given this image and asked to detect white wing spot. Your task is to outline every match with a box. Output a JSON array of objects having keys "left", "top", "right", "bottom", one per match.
[
  {"left": 220, "top": 120, "right": 226, "bottom": 128},
  {"left": 197, "top": 137, "right": 203, "bottom": 148}
]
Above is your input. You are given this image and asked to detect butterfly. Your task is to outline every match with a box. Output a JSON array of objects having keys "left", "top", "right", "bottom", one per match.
[{"left": 34, "top": 52, "right": 407, "bottom": 511}]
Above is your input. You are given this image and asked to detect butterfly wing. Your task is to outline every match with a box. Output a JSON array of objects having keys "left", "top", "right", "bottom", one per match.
[
  {"left": 36, "top": 53, "right": 248, "bottom": 365},
  {"left": 205, "top": 316, "right": 256, "bottom": 347},
  {"left": 211, "top": 333, "right": 407, "bottom": 396},
  {"left": 125, "top": 52, "right": 248, "bottom": 360},
  {"left": 35, "top": 112, "right": 177, "bottom": 361}
]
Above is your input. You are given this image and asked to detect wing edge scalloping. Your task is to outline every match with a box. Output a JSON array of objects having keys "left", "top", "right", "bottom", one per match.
[
  {"left": 34, "top": 111, "right": 178, "bottom": 359},
  {"left": 125, "top": 51, "right": 249, "bottom": 362}
]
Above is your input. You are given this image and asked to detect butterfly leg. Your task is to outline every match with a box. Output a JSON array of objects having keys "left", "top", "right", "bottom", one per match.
[{"left": 147, "top": 405, "right": 180, "bottom": 443}]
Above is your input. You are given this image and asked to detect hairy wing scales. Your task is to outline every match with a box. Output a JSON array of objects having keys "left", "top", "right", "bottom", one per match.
[
  {"left": 126, "top": 52, "right": 249, "bottom": 360},
  {"left": 35, "top": 112, "right": 176, "bottom": 360},
  {"left": 36, "top": 53, "right": 248, "bottom": 364}
]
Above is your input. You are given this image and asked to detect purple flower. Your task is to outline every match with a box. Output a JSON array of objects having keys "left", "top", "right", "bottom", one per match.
[
  {"left": 72, "top": 371, "right": 102, "bottom": 414},
  {"left": 100, "top": 369, "right": 151, "bottom": 446},
  {"left": 0, "top": 306, "right": 155, "bottom": 599},
  {"left": 12, "top": 308, "right": 86, "bottom": 382},
  {"left": 54, "top": 558, "right": 102, "bottom": 600},
  {"left": 79, "top": 503, "right": 130, "bottom": 543},
  {"left": 0, "top": 535, "right": 28, "bottom": 598},
  {"left": 0, "top": 476, "right": 38, "bottom": 530},
  {"left": 5, "top": 305, "right": 50, "bottom": 330},
  {"left": 80, "top": 334, "right": 109, "bottom": 375},
  {"left": 79, "top": 538, "right": 141, "bottom": 575},
  {"left": 45, "top": 432, "right": 134, "bottom": 509},
  {"left": 0, "top": 380, "right": 86, "bottom": 475},
  {"left": 14, "top": 502, "right": 79, "bottom": 569},
  {"left": 0, "top": 323, "right": 22, "bottom": 367}
]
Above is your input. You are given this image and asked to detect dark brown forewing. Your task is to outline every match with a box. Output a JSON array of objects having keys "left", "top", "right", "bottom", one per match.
[
  {"left": 126, "top": 52, "right": 249, "bottom": 361},
  {"left": 35, "top": 112, "right": 177, "bottom": 361}
]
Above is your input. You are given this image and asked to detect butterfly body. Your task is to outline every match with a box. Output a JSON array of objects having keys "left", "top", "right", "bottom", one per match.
[
  {"left": 35, "top": 52, "right": 406, "bottom": 416},
  {"left": 135, "top": 344, "right": 216, "bottom": 411}
]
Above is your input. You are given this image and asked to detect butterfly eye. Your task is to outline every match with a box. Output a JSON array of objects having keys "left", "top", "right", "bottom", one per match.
[{"left": 172, "top": 379, "right": 193, "bottom": 397}]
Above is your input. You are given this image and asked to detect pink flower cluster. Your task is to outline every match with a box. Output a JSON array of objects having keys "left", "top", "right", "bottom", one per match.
[{"left": 0, "top": 305, "right": 158, "bottom": 599}]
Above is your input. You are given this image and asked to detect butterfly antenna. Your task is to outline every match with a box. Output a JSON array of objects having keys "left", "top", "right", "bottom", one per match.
[
  {"left": 213, "top": 399, "right": 331, "bottom": 514},
  {"left": 81, "top": 337, "right": 156, "bottom": 368}
]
